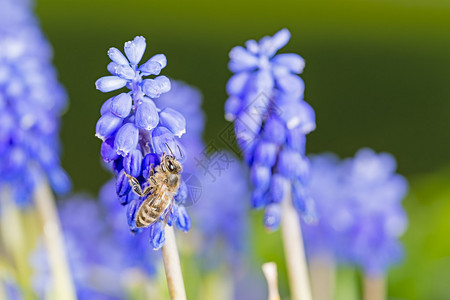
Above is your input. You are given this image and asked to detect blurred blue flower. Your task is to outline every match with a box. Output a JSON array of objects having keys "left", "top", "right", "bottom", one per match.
[
  {"left": 343, "top": 148, "right": 408, "bottom": 275},
  {"left": 0, "top": 275, "right": 22, "bottom": 300},
  {"left": 303, "top": 149, "right": 408, "bottom": 275},
  {"left": 226, "top": 29, "right": 315, "bottom": 230},
  {"left": 302, "top": 154, "right": 351, "bottom": 258},
  {"left": 157, "top": 79, "right": 205, "bottom": 173},
  {"left": 95, "top": 37, "right": 193, "bottom": 249},
  {"left": 192, "top": 152, "right": 250, "bottom": 267},
  {"left": 31, "top": 183, "right": 158, "bottom": 299},
  {"left": 0, "top": 0, "right": 70, "bottom": 205}
]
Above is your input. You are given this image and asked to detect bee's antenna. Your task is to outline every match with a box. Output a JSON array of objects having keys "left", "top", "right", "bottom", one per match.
[
  {"left": 164, "top": 142, "right": 175, "bottom": 157},
  {"left": 177, "top": 144, "right": 183, "bottom": 159}
]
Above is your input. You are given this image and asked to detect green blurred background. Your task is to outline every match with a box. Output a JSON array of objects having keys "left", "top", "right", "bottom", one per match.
[{"left": 34, "top": 0, "right": 450, "bottom": 299}]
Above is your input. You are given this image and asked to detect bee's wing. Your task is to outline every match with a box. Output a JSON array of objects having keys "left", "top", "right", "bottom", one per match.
[
  {"left": 142, "top": 184, "right": 173, "bottom": 215},
  {"left": 143, "top": 184, "right": 167, "bottom": 207},
  {"left": 162, "top": 194, "right": 175, "bottom": 227}
]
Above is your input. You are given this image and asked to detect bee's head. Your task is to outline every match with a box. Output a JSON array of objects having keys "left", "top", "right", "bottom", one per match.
[
  {"left": 161, "top": 142, "right": 183, "bottom": 174},
  {"left": 162, "top": 154, "right": 182, "bottom": 174}
]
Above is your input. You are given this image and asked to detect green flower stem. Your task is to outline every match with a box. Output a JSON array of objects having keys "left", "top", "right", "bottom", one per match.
[
  {"left": 0, "top": 188, "right": 34, "bottom": 299},
  {"left": 281, "top": 184, "right": 312, "bottom": 300},
  {"left": 161, "top": 225, "right": 186, "bottom": 300},
  {"left": 34, "top": 182, "right": 76, "bottom": 300},
  {"left": 309, "top": 254, "right": 335, "bottom": 300},
  {"left": 262, "top": 262, "right": 281, "bottom": 300},
  {"left": 363, "top": 274, "right": 385, "bottom": 300}
]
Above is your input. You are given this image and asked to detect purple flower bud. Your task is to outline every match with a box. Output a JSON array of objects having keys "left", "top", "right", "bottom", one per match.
[
  {"left": 113, "top": 156, "right": 124, "bottom": 175},
  {"left": 264, "top": 204, "right": 281, "bottom": 231},
  {"left": 245, "top": 39, "right": 259, "bottom": 54},
  {"left": 116, "top": 170, "right": 131, "bottom": 197},
  {"left": 135, "top": 100, "right": 159, "bottom": 130},
  {"left": 253, "top": 70, "right": 274, "bottom": 93},
  {"left": 114, "top": 123, "right": 139, "bottom": 156},
  {"left": 127, "top": 198, "right": 140, "bottom": 229},
  {"left": 292, "top": 181, "right": 306, "bottom": 212},
  {"left": 107, "top": 62, "right": 119, "bottom": 75},
  {"left": 149, "top": 54, "right": 167, "bottom": 69},
  {"left": 272, "top": 53, "right": 305, "bottom": 74},
  {"left": 100, "top": 97, "right": 113, "bottom": 115},
  {"left": 95, "top": 76, "right": 127, "bottom": 93},
  {"left": 151, "top": 126, "right": 176, "bottom": 158},
  {"left": 254, "top": 141, "right": 278, "bottom": 167},
  {"left": 278, "top": 149, "right": 309, "bottom": 181},
  {"left": 175, "top": 180, "right": 187, "bottom": 204},
  {"left": 0, "top": 111, "right": 14, "bottom": 144},
  {"left": 263, "top": 117, "right": 286, "bottom": 145},
  {"left": 159, "top": 108, "right": 186, "bottom": 137},
  {"left": 251, "top": 164, "right": 271, "bottom": 191},
  {"left": 251, "top": 189, "right": 269, "bottom": 209},
  {"left": 261, "top": 28, "right": 290, "bottom": 57},
  {"left": 110, "top": 93, "right": 132, "bottom": 118},
  {"left": 124, "top": 36, "right": 146, "bottom": 65},
  {"left": 277, "top": 74, "right": 304, "bottom": 99},
  {"left": 279, "top": 100, "right": 315, "bottom": 131},
  {"left": 95, "top": 112, "right": 123, "bottom": 141},
  {"left": 297, "top": 101, "right": 316, "bottom": 134},
  {"left": 4, "top": 148, "right": 27, "bottom": 174},
  {"left": 235, "top": 111, "right": 261, "bottom": 151},
  {"left": 149, "top": 222, "right": 165, "bottom": 250},
  {"left": 100, "top": 137, "right": 119, "bottom": 163},
  {"left": 166, "top": 204, "right": 178, "bottom": 226},
  {"left": 286, "top": 128, "right": 306, "bottom": 154},
  {"left": 47, "top": 166, "right": 71, "bottom": 195},
  {"left": 115, "top": 65, "right": 135, "bottom": 80},
  {"left": 139, "top": 55, "right": 164, "bottom": 75},
  {"left": 228, "top": 46, "right": 258, "bottom": 73},
  {"left": 108, "top": 47, "right": 129, "bottom": 65},
  {"left": 270, "top": 174, "right": 288, "bottom": 203},
  {"left": 225, "top": 96, "right": 242, "bottom": 121},
  {"left": 176, "top": 206, "right": 191, "bottom": 232},
  {"left": 123, "top": 149, "right": 143, "bottom": 177},
  {"left": 142, "top": 153, "right": 159, "bottom": 179},
  {"left": 142, "top": 75, "right": 171, "bottom": 98},
  {"left": 119, "top": 193, "right": 131, "bottom": 205},
  {"left": 226, "top": 72, "right": 250, "bottom": 96}
]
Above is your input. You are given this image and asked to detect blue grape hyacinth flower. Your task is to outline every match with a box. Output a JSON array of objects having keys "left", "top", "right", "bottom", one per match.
[
  {"left": 193, "top": 151, "right": 250, "bottom": 268},
  {"left": 226, "top": 29, "right": 316, "bottom": 230},
  {"left": 157, "top": 79, "right": 205, "bottom": 173},
  {"left": 95, "top": 37, "right": 191, "bottom": 249},
  {"left": 343, "top": 148, "right": 408, "bottom": 275},
  {"left": 303, "top": 149, "right": 408, "bottom": 275},
  {"left": 301, "top": 154, "right": 349, "bottom": 259},
  {"left": 0, "top": 0, "right": 70, "bottom": 205}
]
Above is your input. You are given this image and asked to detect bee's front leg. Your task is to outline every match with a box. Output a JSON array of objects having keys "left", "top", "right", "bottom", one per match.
[
  {"left": 125, "top": 173, "right": 151, "bottom": 197},
  {"left": 149, "top": 163, "right": 155, "bottom": 177}
]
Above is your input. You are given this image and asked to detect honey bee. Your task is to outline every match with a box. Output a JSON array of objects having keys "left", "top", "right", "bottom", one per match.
[{"left": 125, "top": 144, "right": 183, "bottom": 228}]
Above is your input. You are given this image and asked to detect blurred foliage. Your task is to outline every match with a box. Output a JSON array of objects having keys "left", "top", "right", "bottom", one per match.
[{"left": 389, "top": 167, "right": 450, "bottom": 300}]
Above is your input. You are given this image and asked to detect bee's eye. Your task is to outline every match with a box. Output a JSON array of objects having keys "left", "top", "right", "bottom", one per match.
[{"left": 167, "top": 161, "right": 175, "bottom": 172}]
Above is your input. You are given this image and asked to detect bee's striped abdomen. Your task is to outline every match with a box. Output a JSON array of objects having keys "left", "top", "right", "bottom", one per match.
[{"left": 135, "top": 185, "right": 171, "bottom": 228}]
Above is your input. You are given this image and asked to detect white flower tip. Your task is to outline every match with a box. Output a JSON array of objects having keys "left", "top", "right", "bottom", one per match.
[
  {"left": 95, "top": 132, "right": 106, "bottom": 141},
  {"left": 279, "top": 28, "right": 290, "bottom": 36},
  {"left": 174, "top": 128, "right": 186, "bottom": 138},
  {"left": 225, "top": 113, "right": 236, "bottom": 122}
]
